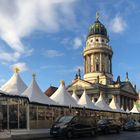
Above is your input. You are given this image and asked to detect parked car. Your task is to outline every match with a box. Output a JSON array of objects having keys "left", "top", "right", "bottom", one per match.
[
  {"left": 97, "top": 119, "right": 121, "bottom": 134},
  {"left": 50, "top": 115, "right": 97, "bottom": 138},
  {"left": 123, "top": 120, "right": 140, "bottom": 131}
]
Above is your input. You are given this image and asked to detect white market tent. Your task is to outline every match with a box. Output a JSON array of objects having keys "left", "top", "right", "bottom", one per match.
[
  {"left": 78, "top": 89, "right": 100, "bottom": 110},
  {"left": 72, "top": 90, "right": 79, "bottom": 102},
  {"left": 92, "top": 98, "right": 95, "bottom": 103},
  {"left": 95, "top": 92, "right": 112, "bottom": 111},
  {"left": 109, "top": 95, "right": 122, "bottom": 112},
  {"left": 50, "top": 81, "right": 78, "bottom": 107},
  {"left": 126, "top": 107, "right": 130, "bottom": 114},
  {"left": 121, "top": 106, "right": 125, "bottom": 113},
  {"left": 0, "top": 68, "right": 27, "bottom": 96},
  {"left": 22, "top": 74, "right": 57, "bottom": 105},
  {"left": 130, "top": 102, "right": 140, "bottom": 114}
]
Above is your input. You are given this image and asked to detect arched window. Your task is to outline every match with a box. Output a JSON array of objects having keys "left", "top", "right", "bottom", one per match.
[
  {"left": 96, "top": 39, "right": 99, "bottom": 42},
  {"left": 96, "top": 63, "right": 100, "bottom": 72}
]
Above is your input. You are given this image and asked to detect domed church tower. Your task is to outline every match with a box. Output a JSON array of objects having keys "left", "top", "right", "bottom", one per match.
[
  {"left": 83, "top": 12, "right": 113, "bottom": 85},
  {"left": 67, "top": 12, "right": 138, "bottom": 111}
]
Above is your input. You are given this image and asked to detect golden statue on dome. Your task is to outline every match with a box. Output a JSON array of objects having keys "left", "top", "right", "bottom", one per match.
[
  {"left": 96, "top": 11, "right": 99, "bottom": 21},
  {"left": 14, "top": 67, "right": 20, "bottom": 73}
]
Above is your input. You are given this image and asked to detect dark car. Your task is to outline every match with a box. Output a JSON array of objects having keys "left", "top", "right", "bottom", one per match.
[
  {"left": 50, "top": 115, "right": 97, "bottom": 138},
  {"left": 123, "top": 120, "right": 140, "bottom": 131},
  {"left": 97, "top": 119, "right": 121, "bottom": 134}
]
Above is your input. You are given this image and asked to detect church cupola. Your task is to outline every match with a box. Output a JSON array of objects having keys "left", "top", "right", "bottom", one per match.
[
  {"left": 87, "top": 12, "right": 108, "bottom": 40},
  {"left": 83, "top": 12, "right": 113, "bottom": 85}
]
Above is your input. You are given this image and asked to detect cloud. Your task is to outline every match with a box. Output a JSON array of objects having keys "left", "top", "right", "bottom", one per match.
[
  {"left": 0, "top": 51, "right": 20, "bottom": 62},
  {"left": 73, "top": 37, "right": 82, "bottom": 49},
  {"left": 11, "top": 62, "right": 28, "bottom": 72},
  {"left": 0, "top": 0, "right": 76, "bottom": 63},
  {"left": 44, "top": 50, "right": 64, "bottom": 58},
  {"left": 110, "top": 16, "right": 127, "bottom": 33}
]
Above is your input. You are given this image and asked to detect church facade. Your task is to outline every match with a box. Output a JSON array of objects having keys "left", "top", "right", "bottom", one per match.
[{"left": 67, "top": 13, "right": 138, "bottom": 111}]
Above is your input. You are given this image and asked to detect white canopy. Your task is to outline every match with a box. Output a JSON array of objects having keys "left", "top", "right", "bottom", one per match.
[
  {"left": 72, "top": 90, "right": 79, "bottom": 102},
  {"left": 0, "top": 68, "right": 27, "bottom": 96},
  {"left": 121, "top": 106, "right": 125, "bottom": 113},
  {"left": 95, "top": 92, "right": 112, "bottom": 111},
  {"left": 22, "top": 74, "right": 57, "bottom": 105},
  {"left": 78, "top": 90, "right": 100, "bottom": 110},
  {"left": 126, "top": 107, "right": 130, "bottom": 114},
  {"left": 109, "top": 95, "right": 122, "bottom": 112},
  {"left": 50, "top": 81, "right": 78, "bottom": 107},
  {"left": 92, "top": 98, "right": 95, "bottom": 103},
  {"left": 130, "top": 102, "right": 140, "bottom": 114}
]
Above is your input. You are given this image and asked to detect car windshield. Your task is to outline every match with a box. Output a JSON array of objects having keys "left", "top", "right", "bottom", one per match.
[{"left": 57, "top": 116, "right": 74, "bottom": 123}]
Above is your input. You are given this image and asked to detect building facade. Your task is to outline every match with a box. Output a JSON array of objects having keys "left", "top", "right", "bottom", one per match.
[{"left": 67, "top": 13, "right": 138, "bottom": 111}]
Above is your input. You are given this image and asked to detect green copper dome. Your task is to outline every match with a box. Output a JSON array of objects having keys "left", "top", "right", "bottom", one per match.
[
  {"left": 87, "top": 12, "right": 108, "bottom": 39},
  {"left": 88, "top": 19, "right": 108, "bottom": 38}
]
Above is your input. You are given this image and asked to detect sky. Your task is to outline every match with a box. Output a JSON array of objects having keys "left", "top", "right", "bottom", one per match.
[{"left": 0, "top": 0, "right": 140, "bottom": 92}]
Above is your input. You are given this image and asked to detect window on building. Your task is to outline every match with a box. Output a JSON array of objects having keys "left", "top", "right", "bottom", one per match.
[
  {"left": 96, "top": 39, "right": 99, "bottom": 42},
  {"left": 96, "top": 63, "right": 100, "bottom": 72}
]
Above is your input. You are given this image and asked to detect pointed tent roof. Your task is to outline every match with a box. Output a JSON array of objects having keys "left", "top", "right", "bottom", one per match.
[
  {"left": 109, "top": 95, "right": 122, "bottom": 112},
  {"left": 126, "top": 107, "right": 130, "bottom": 114},
  {"left": 72, "top": 90, "right": 79, "bottom": 102},
  {"left": 50, "top": 81, "right": 78, "bottom": 107},
  {"left": 130, "top": 102, "right": 140, "bottom": 114},
  {"left": 0, "top": 68, "right": 27, "bottom": 96},
  {"left": 121, "top": 106, "right": 125, "bottom": 113},
  {"left": 22, "top": 74, "right": 57, "bottom": 105},
  {"left": 92, "top": 98, "right": 95, "bottom": 103},
  {"left": 95, "top": 92, "right": 112, "bottom": 111},
  {"left": 78, "top": 89, "right": 100, "bottom": 110}
]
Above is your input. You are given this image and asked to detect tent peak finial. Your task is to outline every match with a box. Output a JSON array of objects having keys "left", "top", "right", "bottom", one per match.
[
  {"left": 96, "top": 11, "right": 99, "bottom": 21},
  {"left": 32, "top": 73, "right": 36, "bottom": 79},
  {"left": 14, "top": 67, "right": 20, "bottom": 74},
  {"left": 60, "top": 80, "right": 65, "bottom": 86}
]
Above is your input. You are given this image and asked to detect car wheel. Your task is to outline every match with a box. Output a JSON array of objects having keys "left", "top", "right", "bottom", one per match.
[{"left": 66, "top": 131, "right": 73, "bottom": 139}]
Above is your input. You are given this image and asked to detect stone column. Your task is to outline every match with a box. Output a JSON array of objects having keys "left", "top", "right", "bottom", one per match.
[
  {"left": 87, "top": 55, "right": 89, "bottom": 73},
  {"left": 126, "top": 97, "right": 129, "bottom": 109},
  {"left": 85, "top": 56, "right": 88, "bottom": 73},
  {"left": 117, "top": 95, "right": 120, "bottom": 107},
  {"left": 124, "top": 97, "right": 126, "bottom": 110},
  {"left": 84, "top": 57, "right": 86, "bottom": 74},
  {"left": 121, "top": 96, "right": 124, "bottom": 108},
  {"left": 89, "top": 54, "right": 91, "bottom": 72},
  {"left": 100, "top": 53, "right": 102, "bottom": 72},
  {"left": 128, "top": 98, "right": 131, "bottom": 110},
  {"left": 91, "top": 54, "right": 93, "bottom": 72},
  {"left": 110, "top": 56, "right": 112, "bottom": 74}
]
